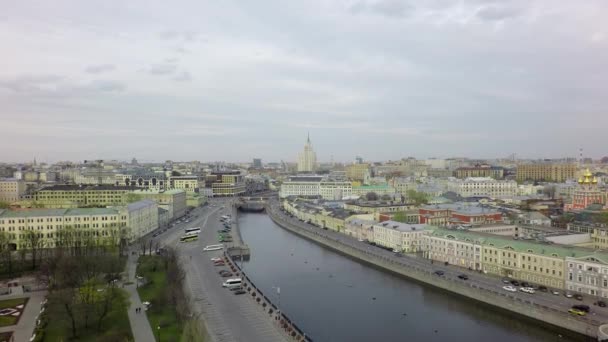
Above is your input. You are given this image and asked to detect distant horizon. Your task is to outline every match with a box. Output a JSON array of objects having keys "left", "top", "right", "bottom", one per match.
[{"left": 2, "top": 1, "right": 608, "bottom": 161}]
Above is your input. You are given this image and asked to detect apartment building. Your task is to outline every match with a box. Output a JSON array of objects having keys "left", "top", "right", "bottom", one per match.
[
  {"left": 169, "top": 175, "right": 202, "bottom": 193},
  {"left": 318, "top": 181, "right": 352, "bottom": 200},
  {"left": 0, "top": 178, "right": 26, "bottom": 203},
  {"left": 210, "top": 171, "right": 246, "bottom": 196},
  {"left": 34, "top": 185, "right": 137, "bottom": 208},
  {"left": 516, "top": 163, "right": 576, "bottom": 182},
  {"left": 372, "top": 221, "right": 430, "bottom": 253},
  {"left": 0, "top": 199, "right": 158, "bottom": 250},
  {"left": 454, "top": 165, "right": 504, "bottom": 179},
  {"left": 279, "top": 176, "right": 323, "bottom": 198},
  {"left": 345, "top": 163, "right": 370, "bottom": 181},
  {"left": 419, "top": 203, "right": 503, "bottom": 226},
  {"left": 447, "top": 177, "right": 517, "bottom": 198}
]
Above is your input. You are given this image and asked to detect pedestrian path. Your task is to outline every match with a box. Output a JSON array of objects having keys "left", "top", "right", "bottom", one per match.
[{"left": 125, "top": 252, "right": 156, "bottom": 342}]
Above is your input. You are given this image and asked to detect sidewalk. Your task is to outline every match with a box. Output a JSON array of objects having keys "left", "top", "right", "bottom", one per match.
[
  {"left": 0, "top": 291, "right": 47, "bottom": 342},
  {"left": 125, "top": 252, "right": 156, "bottom": 342}
]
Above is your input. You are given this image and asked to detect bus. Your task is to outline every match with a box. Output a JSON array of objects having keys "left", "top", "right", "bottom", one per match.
[
  {"left": 222, "top": 278, "right": 242, "bottom": 288},
  {"left": 203, "top": 244, "right": 224, "bottom": 251},
  {"left": 180, "top": 234, "right": 199, "bottom": 243},
  {"left": 185, "top": 227, "right": 201, "bottom": 234}
]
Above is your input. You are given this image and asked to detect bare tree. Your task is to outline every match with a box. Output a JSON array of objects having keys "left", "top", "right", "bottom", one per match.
[
  {"left": 0, "top": 233, "right": 14, "bottom": 277},
  {"left": 24, "top": 230, "right": 44, "bottom": 270}
]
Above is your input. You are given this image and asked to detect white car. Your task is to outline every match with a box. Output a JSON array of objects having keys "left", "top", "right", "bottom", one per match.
[
  {"left": 519, "top": 287, "right": 535, "bottom": 294},
  {"left": 211, "top": 257, "right": 222, "bottom": 262},
  {"left": 552, "top": 290, "right": 560, "bottom": 295},
  {"left": 502, "top": 285, "right": 517, "bottom": 292}
]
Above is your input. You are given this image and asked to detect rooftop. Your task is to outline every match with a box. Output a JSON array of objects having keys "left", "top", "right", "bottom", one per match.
[
  {"left": 422, "top": 203, "right": 501, "bottom": 215},
  {"left": 127, "top": 199, "right": 157, "bottom": 211},
  {"left": 0, "top": 207, "right": 119, "bottom": 218},
  {"left": 39, "top": 185, "right": 138, "bottom": 191},
  {"left": 374, "top": 221, "right": 430, "bottom": 232},
  {"left": 287, "top": 176, "right": 324, "bottom": 182}
]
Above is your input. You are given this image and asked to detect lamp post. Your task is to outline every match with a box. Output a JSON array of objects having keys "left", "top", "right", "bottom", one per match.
[
  {"left": 272, "top": 286, "right": 281, "bottom": 314},
  {"left": 157, "top": 325, "right": 161, "bottom": 341}
]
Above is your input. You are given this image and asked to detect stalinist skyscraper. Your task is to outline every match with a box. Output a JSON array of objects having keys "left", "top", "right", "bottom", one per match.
[{"left": 297, "top": 133, "right": 317, "bottom": 173}]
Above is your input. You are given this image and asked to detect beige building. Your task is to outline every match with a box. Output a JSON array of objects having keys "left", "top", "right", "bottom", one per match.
[
  {"left": 211, "top": 172, "right": 246, "bottom": 196},
  {"left": 568, "top": 222, "right": 608, "bottom": 250},
  {"left": 319, "top": 181, "right": 352, "bottom": 200},
  {"left": 372, "top": 221, "right": 430, "bottom": 253},
  {"left": 516, "top": 163, "right": 576, "bottom": 182},
  {"left": 344, "top": 202, "right": 416, "bottom": 214},
  {"left": 34, "top": 185, "right": 136, "bottom": 208},
  {"left": 170, "top": 175, "right": 202, "bottom": 193},
  {"left": 297, "top": 134, "right": 317, "bottom": 172},
  {"left": 447, "top": 177, "right": 517, "bottom": 198},
  {"left": 0, "top": 199, "right": 158, "bottom": 250},
  {"left": 129, "top": 189, "right": 186, "bottom": 219},
  {"left": 345, "top": 163, "right": 370, "bottom": 181},
  {"left": 0, "top": 178, "right": 26, "bottom": 203}
]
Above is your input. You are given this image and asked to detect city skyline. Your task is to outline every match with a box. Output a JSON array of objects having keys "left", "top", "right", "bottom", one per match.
[{"left": 2, "top": 1, "right": 608, "bottom": 162}]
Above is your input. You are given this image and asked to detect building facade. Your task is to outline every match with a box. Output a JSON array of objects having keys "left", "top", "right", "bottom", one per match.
[
  {"left": 447, "top": 177, "right": 517, "bottom": 198},
  {"left": 516, "top": 163, "right": 576, "bottom": 182},
  {"left": 319, "top": 181, "right": 352, "bottom": 200},
  {"left": 454, "top": 165, "right": 504, "bottom": 179},
  {"left": 279, "top": 176, "right": 323, "bottom": 198},
  {"left": 345, "top": 163, "right": 370, "bottom": 181},
  {"left": 419, "top": 203, "right": 503, "bottom": 226},
  {"left": 210, "top": 171, "right": 246, "bottom": 196},
  {"left": 564, "top": 169, "right": 607, "bottom": 211},
  {"left": 0, "top": 178, "right": 26, "bottom": 203},
  {"left": 297, "top": 134, "right": 317, "bottom": 172},
  {"left": 169, "top": 175, "right": 202, "bottom": 193},
  {"left": 372, "top": 221, "right": 430, "bottom": 253}
]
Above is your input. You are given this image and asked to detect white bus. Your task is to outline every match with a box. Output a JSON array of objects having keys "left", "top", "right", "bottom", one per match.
[
  {"left": 185, "top": 227, "right": 201, "bottom": 234},
  {"left": 180, "top": 234, "right": 198, "bottom": 243},
  {"left": 203, "top": 244, "right": 224, "bottom": 251},
  {"left": 222, "top": 278, "right": 242, "bottom": 288}
]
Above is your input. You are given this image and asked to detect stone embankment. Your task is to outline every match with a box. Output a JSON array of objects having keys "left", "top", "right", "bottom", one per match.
[{"left": 267, "top": 205, "right": 600, "bottom": 340}]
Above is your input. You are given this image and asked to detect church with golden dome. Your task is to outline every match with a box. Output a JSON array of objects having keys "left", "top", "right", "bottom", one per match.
[{"left": 564, "top": 169, "right": 607, "bottom": 211}]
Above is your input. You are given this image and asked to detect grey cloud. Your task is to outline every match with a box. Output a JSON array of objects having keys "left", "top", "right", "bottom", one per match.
[
  {"left": 85, "top": 80, "right": 126, "bottom": 92},
  {"left": 349, "top": 0, "right": 413, "bottom": 18},
  {"left": 0, "top": 74, "right": 63, "bottom": 93},
  {"left": 164, "top": 57, "right": 179, "bottom": 63},
  {"left": 159, "top": 30, "right": 198, "bottom": 41},
  {"left": 476, "top": 6, "right": 522, "bottom": 21},
  {"left": 148, "top": 63, "right": 177, "bottom": 75},
  {"left": 85, "top": 64, "right": 116, "bottom": 74},
  {"left": 172, "top": 71, "right": 192, "bottom": 82}
]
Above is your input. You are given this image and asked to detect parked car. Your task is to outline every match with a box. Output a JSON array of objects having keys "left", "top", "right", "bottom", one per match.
[
  {"left": 510, "top": 280, "right": 520, "bottom": 286},
  {"left": 552, "top": 290, "right": 560, "bottom": 296},
  {"left": 457, "top": 274, "right": 469, "bottom": 280},
  {"left": 521, "top": 282, "right": 531, "bottom": 288},
  {"left": 434, "top": 270, "right": 445, "bottom": 276},
  {"left": 564, "top": 292, "right": 574, "bottom": 298},
  {"left": 234, "top": 289, "right": 247, "bottom": 295},
  {"left": 568, "top": 308, "right": 586, "bottom": 316},
  {"left": 502, "top": 279, "right": 511, "bottom": 284},
  {"left": 595, "top": 301, "right": 607, "bottom": 307},
  {"left": 574, "top": 294, "right": 584, "bottom": 301},
  {"left": 538, "top": 286, "right": 548, "bottom": 292},
  {"left": 220, "top": 272, "right": 233, "bottom": 277},
  {"left": 502, "top": 285, "right": 517, "bottom": 292},
  {"left": 230, "top": 286, "right": 244, "bottom": 292},
  {"left": 211, "top": 257, "right": 222, "bottom": 262}
]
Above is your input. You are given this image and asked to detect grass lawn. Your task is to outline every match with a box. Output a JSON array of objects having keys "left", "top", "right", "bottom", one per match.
[
  {"left": 42, "top": 289, "right": 132, "bottom": 341},
  {"left": 0, "top": 297, "right": 28, "bottom": 327},
  {"left": 137, "top": 256, "right": 180, "bottom": 341}
]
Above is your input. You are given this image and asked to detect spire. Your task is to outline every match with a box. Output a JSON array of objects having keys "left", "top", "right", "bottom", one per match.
[{"left": 307, "top": 132, "right": 310, "bottom": 143}]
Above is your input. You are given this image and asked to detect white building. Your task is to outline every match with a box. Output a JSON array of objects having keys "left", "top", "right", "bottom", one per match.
[
  {"left": 297, "top": 134, "right": 317, "bottom": 172},
  {"left": 279, "top": 176, "right": 323, "bottom": 198},
  {"left": 126, "top": 199, "right": 159, "bottom": 240},
  {"left": 447, "top": 177, "right": 517, "bottom": 198},
  {"left": 565, "top": 256, "right": 608, "bottom": 298},
  {"left": 0, "top": 178, "right": 26, "bottom": 203},
  {"left": 423, "top": 230, "right": 482, "bottom": 270},
  {"left": 372, "top": 221, "right": 431, "bottom": 253},
  {"left": 319, "top": 181, "right": 352, "bottom": 200}
]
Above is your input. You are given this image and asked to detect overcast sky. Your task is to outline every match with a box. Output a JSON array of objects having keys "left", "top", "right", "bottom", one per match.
[{"left": 1, "top": 0, "right": 607, "bottom": 163}]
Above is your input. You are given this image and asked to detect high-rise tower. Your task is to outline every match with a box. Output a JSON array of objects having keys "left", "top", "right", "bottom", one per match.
[{"left": 297, "top": 133, "right": 317, "bottom": 172}]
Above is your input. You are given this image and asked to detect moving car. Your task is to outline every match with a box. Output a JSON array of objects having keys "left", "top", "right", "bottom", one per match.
[
  {"left": 211, "top": 257, "right": 222, "bottom": 262},
  {"left": 502, "top": 285, "right": 517, "bottom": 292},
  {"left": 572, "top": 304, "right": 590, "bottom": 313},
  {"left": 433, "top": 270, "right": 444, "bottom": 276},
  {"left": 519, "top": 287, "right": 535, "bottom": 294},
  {"left": 568, "top": 308, "right": 586, "bottom": 316},
  {"left": 457, "top": 274, "right": 469, "bottom": 280}
]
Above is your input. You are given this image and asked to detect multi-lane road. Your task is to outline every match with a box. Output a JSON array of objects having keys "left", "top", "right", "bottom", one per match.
[
  {"left": 151, "top": 197, "right": 285, "bottom": 342},
  {"left": 267, "top": 200, "right": 608, "bottom": 328}
]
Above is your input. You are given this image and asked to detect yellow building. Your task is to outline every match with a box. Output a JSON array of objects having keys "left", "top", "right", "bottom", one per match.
[
  {"left": 211, "top": 172, "right": 246, "bottom": 196},
  {"left": 170, "top": 175, "right": 202, "bottom": 193},
  {"left": 516, "top": 163, "right": 576, "bottom": 182},
  {"left": 346, "top": 163, "right": 370, "bottom": 181},
  {"left": 34, "top": 185, "right": 136, "bottom": 208},
  {"left": 0, "top": 199, "right": 158, "bottom": 250},
  {"left": 0, "top": 178, "right": 26, "bottom": 203}
]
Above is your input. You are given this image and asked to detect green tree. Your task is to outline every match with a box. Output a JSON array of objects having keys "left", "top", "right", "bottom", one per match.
[
  {"left": 125, "top": 193, "right": 142, "bottom": 203},
  {"left": 0, "top": 201, "right": 10, "bottom": 209},
  {"left": 406, "top": 190, "right": 429, "bottom": 205},
  {"left": 365, "top": 192, "right": 379, "bottom": 201},
  {"left": 393, "top": 212, "right": 407, "bottom": 223}
]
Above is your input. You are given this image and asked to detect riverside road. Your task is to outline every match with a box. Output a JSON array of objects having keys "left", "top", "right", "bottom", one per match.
[{"left": 150, "top": 198, "right": 285, "bottom": 342}]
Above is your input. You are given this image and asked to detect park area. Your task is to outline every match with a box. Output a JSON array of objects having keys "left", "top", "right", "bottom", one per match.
[
  {"left": 0, "top": 297, "right": 28, "bottom": 327},
  {"left": 137, "top": 254, "right": 205, "bottom": 342}
]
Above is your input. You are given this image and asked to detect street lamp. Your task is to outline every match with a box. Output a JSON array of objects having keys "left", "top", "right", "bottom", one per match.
[
  {"left": 157, "top": 325, "right": 161, "bottom": 341},
  {"left": 272, "top": 286, "right": 281, "bottom": 314}
]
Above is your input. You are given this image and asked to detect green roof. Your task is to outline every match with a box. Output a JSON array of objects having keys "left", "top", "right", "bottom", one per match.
[
  {"left": 0, "top": 208, "right": 118, "bottom": 218},
  {"left": 431, "top": 228, "right": 608, "bottom": 263},
  {"left": 353, "top": 185, "right": 392, "bottom": 190},
  {"left": 130, "top": 189, "right": 184, "bottom": 195}
]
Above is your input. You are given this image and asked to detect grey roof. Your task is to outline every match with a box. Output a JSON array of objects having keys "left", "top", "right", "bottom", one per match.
[
  {"left": 127, "top": 199, "right": 156, "bottom": 211},
  {"left": 422, "top": 202, "right": 500, "bottom": 215},
  {"left": 39, "top": 184, "right": 138, "bottom": 191},
  {"left": 288, "top": 176, "right": 324, "bottom": 182},
  {"left": 374, "top": 221, "right": 430, "bottom": 232}
]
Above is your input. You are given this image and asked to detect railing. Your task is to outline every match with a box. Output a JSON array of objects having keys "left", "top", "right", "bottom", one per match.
[{"left": 223, "top": 250, "right": 313, "bottom": 341}]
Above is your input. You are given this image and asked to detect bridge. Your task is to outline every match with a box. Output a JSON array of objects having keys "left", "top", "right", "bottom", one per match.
[{"left": 236, "top": 196, "right": 271, "bottom": 212}]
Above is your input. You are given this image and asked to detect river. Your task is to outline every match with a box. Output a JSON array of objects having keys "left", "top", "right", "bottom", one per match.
[{"left": 238, "top": 212, "right": 582, "bottom": 342}]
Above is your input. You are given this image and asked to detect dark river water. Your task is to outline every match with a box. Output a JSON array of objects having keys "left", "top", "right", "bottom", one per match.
[{"left": 238, "top": 212, "right": 584, "bottom": 342}]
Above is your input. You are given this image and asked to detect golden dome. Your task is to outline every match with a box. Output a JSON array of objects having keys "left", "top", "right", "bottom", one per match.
[
  {"left": 578, "top": 177, "right": 584, "bottom": 184},
  {"left": 593, "top": 177, "right": 598, "bottom": 184},
  {"left": 584, "top": 169, "right": 593, "bottom": 177}
]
